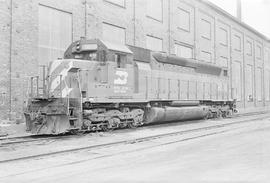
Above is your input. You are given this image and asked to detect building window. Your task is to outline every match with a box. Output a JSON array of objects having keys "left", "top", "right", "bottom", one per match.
[
  {"left": 178, "top": 8, "right": 190, "bottom": 32},
  {"left": 246, "top": 41, "right": 252, "bottom": 56},
  {"left": 246, "top": 65, "right": 253, "bottom": 102},
  {"left": 256, "top": 45, "right": 262, "bottom": 59},
  {"left": 146, "top": 35, "right": 163, "bottom": 52},
  {"left": 146, "top": 0, "right": 163, "bottom": 21},
  {"left": 233, "top": 35, "right": 241, "bottom": 52},
  {"left": 219, "top": 28, "right": 228, "bottom": 46},
  {"left": 104, "top": 0, "right": 125, "bottom": 8},
  {"left": 265, "top": 48, "right": 270, "bottom": 63},
  {"left": 200, "top": 19, "right": 211, "bottom": 40},
  {"left": 201, "top": 51, "right": 212, "bottom": 63},
  {"left": 256, "top": 67, "right": 262, "bottom": 101},
  {"left": 219, "top": 56, "right": 228, "bottom": 67},
  {"left": 38, "top": 5, "right": 72, "bottom": 65},
  {"left": 265, "top": 70, "right": 270, "bottom": 101},
  {"left": 175, "top": 43, "right": 193, "bottom": 59},
  {"left": 103, "top": 23, "right": 126, "bottom": 45},
  {"left": 232, "top": 61, "right": 242, "bottom": 101}
]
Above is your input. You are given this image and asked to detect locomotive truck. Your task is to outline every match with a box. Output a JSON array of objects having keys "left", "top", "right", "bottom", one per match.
[{"left": 24, "top": 38, "right": 236, "bottom": 135}]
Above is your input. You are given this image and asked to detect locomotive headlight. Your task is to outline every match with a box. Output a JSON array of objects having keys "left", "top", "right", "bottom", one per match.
[
  {"left": 88, "top": 97, "right": 95, "bottom": 102},
  {"left": 76, "top": 42, "right": 80, "bottom": 50}
]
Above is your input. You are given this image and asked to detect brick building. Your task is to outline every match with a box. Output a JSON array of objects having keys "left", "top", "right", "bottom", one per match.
[{"left": 0, "top": 0, "right": 270, "bottom": 120}]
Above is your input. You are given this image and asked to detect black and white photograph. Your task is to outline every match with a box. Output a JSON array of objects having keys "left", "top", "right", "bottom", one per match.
[{"left": 0, "top": 0, "right": 270, "bottom": 182}]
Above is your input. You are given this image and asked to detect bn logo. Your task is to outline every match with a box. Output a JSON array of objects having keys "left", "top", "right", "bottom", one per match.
[{"left": 114, "top": 70, "right": 128, "bottom": 85}]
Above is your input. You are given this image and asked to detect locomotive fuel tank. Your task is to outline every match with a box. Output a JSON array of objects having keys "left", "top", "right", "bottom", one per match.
[{"left": 144, "top": 106, "right": 209, "bottom": 124}]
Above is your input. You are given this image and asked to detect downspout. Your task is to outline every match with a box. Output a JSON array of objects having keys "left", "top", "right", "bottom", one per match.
[{"left": 9, "top": 0, "right": 13, "bottom": 120}]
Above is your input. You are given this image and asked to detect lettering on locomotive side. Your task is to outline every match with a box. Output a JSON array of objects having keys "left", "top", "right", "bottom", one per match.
[
  {"left": 114, "top": 70, "right": 128, "bottom": 85},
  {"left": 114, "top": 86, "right": 129, "bottom": 93}
]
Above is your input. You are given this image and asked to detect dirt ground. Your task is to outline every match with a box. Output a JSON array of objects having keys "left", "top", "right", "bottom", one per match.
[{"left": 0, "top": 123, "right": 26, "bottom": 137}]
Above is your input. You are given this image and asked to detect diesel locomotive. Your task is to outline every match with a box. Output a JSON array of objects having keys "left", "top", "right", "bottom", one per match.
[{"left": 24, "top": 38, "right": 236, "bottom": 135}]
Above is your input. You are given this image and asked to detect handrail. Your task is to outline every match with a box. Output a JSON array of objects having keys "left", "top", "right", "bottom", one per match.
[{"left": 76, "top": 69, "right": 83, "bottom": 115}]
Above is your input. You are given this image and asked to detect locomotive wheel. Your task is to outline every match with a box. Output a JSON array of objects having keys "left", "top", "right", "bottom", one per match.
[
  {"left": 128, "top": 114, "right": 143, "bottom": 128},
  {"left": 101, "top": 124, "right": 112, "bottom": 132},
  {"left": 216, "top": 110, "right": 222, "bottom": 118},
  {"left": 107, "top": 118, "right": 120, "bottom": 130},
  {"left": 70, "top": 129, "right": 84, "bottom": 135},
  {"left": 204, "top": 110, "right": 212, "bottom": 120},
  {"left": 127, "top": 122, "right": 138, "bottom": 129}
]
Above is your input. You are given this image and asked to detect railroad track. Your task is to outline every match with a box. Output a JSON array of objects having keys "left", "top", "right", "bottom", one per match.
[
  {"left": 0, "top": 112, "right": 269, "bottom": 164},
  {"left": 0, "top": 134, "right": 79, "bottom": 146},
  {"left": 0, "top": 110, "right": 267, "bottom": 146}
]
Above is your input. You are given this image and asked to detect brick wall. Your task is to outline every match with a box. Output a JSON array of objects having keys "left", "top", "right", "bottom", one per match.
[{"left": 0, "top": 0, "right": 12, "bottom": 119}]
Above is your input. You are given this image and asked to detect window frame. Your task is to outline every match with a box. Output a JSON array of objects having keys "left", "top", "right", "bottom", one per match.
[
  {"left": 104, "top": 0, "right": 126, "bottom": 8},
  {"left": 177, "top": 7, "right": 190, "bottom": 32},
  {"left": 174, "top": 42, "right": 193, "bottom": 59},
  {"left": 146, "top": 0, "right": 163, "bottom": 22},
  {"left": 38, "top": 4, "right": 73, "bottom": 65},
  {"left": 146, "top": 35, "right": 163, "bottom": 52}
]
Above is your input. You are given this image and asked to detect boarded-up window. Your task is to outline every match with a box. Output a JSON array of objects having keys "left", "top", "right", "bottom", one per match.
[
  {"left": 265, "top": 70, "right": 270, "bottom": 101},
  {"left": 246, "top": 41, "right": 252, "bottom": 56},
  {"left": 246, "top": 65, "right": 253, "bottom": 101},
  {"left": 147, "top": 0, "right": 163, "bottom": 21},
  {"left": 178, "top": 8, "right": 190, "bottom": 32},
  {"left": 220, "top": 56, "right": 228, "bottom": 67},
  {"left": 219, "top": 28, "right": 228, "bottom": 46},
  {"left": 232, "top": 61, "right": 242, "bottom": 101},
  {"left": 265, "top": 48, "right": 270, "bottom": 64},
  {"left": 38, "top": 5, "right": 72, "bottom": 65},
  {"left": 175, "top": 44, "right": 193, "bottom": 58},
  {"left": 256, "top": 67, "right": 262, "bottom": 101},
  {"left": 201, "top": 51, "right": 212, "bottom": 63},
  {"left": 200, "top": 19, "right": 211, "bottom": 40},
  {"left": 103, "top": 23, "right": 125, "bottom": 45},
  {"left": 104, "top": 0, "right": 125, "bottom": 7},
  {"left": 256, "top": 45, "right": 262, "bottom": 59},
  {"left": 233, "top": 35, "right": 241, "bottom": 52},
  {"left": 146, "top": 35, "right": 163, "bottom": 52}
]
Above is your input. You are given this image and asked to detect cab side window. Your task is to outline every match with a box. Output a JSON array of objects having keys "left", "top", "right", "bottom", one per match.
[
  {"left": 114, "top": 53, "right": 126, "bottom": 68},
  {"left": 88, "top": 52, "right": 97, "bottom": 61}
]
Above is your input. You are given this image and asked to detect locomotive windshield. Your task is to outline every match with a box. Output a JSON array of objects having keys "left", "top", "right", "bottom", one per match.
[
  {"left": 72, "top": 43, "right": 98, "bottom": 61},
  {"left": 64, "top": 38, "right": 132, "bottom": 64},
  {"left": 74, "top": 50, "right": 97, "bottom": 61}
]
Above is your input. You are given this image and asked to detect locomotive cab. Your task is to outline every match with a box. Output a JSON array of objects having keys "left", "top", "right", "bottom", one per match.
[{"left": 62, "top": 38, "right": 135, "bottom": 104}]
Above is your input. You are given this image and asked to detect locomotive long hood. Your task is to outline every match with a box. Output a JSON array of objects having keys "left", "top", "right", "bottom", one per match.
[{"left": 152, "top": 53, "right": 223, "bottom": 76}]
